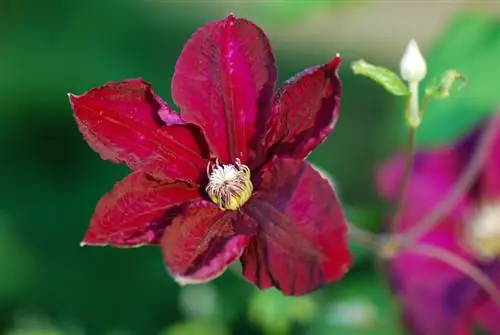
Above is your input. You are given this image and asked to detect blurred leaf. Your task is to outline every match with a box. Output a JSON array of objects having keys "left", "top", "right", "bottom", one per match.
[
  {"left": 351, "top": 59, "right": 410, "bottom": 96},
  {"left": 308, "top": 274, "right": 403, "bottom": 335},
  {"left": 248, "top": 288, "right": 317, "bottom": 334},
  {"left": 178, "top": 284, "right": 219, "bottom": 319},
  {"left": 424, "top": 69, "right": 467, "bottom": 100},
  {"left": 414, "top": 12, "right": 500, "bottom": 145},
  {"left": 160, "top": 319, "right": 229, "bottom": 335}
]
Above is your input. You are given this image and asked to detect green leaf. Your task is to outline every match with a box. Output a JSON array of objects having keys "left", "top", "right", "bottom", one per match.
[
  {"left": 414, "top": 12, "right": 500, "bottom": 145},
  {"left": 425, "top": 69, "right": 467, "bottom": 100},
  {"left": 351, "top": 59, "right": 410, "bottom": 96}
]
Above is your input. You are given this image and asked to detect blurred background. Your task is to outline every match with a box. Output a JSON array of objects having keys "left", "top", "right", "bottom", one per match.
[{"left": 1, "top": 1, "right": 499, "bottom": 334}]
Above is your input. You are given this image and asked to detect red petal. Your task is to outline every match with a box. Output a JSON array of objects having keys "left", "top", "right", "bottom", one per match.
[
  {"left": 171, "top": 14, "right": 277, "bottom": 166},
  {"left": 161, "top": 201, "right": 254, "bottom": 284},
  {"left": 264, "top": 56, "right": 342, "bottom": 160},
  {"left": 82, "top": 171, "right": 200, "bottom": 247},
  {"left": 69, "top": 79, "right": 208, "bottom": 183},
  {"left": 240, "top": 158, "right": 352, "bottom": 296}
]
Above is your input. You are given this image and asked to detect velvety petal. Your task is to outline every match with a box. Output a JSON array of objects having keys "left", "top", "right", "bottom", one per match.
[
  {"left": 69, "top": 79, "right": 209, "bottom": 183},
  {"left": 240, "top": 158, "right": 351, "bottom": 296},
  {"left": 171, "top": 14, "right": 277, "bottom": 166},
  {"left": 390, "top": 233, "right": 477, "bottom": 335},
  {"left": 481, "top": 113, "right": 500, "bottom": 200},
  {"left": 82, "top": 171, "right": 201, "bottom": 246},
  {"left": 161, "top": 201, "right": 254, "bottom": 284},
  {"left": 459, "top": 260, "right": 500, "bottom": 332},
  {"left": 263, "top": 55, "right": 342, "bottom": 160},
  {"left": 391, "top": 245, "right": 500, "bottom": 335}
]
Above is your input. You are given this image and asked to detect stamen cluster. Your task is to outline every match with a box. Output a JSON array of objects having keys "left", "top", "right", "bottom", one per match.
[{"left": 206, "top": 158, "right": 253, "bottom": 211}]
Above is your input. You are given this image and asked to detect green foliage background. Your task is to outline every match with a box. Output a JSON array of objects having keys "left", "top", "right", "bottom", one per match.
[{"left": 1, "top": 1, "right": 499, "bottom": 334}]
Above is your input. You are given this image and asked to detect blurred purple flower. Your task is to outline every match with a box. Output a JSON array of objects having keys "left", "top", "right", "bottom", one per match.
[{"left": 377, "top": 112, "right": 500, "bottom": 335}]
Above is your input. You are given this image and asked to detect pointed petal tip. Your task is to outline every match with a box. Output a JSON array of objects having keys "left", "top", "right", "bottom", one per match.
[
  {"left": 80, "top": 234, "right": 110, "bottom": 248},
  {"left": 329, "top": 54, "right": 342, "bottom": 69},
  {"left": 224, "top": 13, "right": 237, "bottom": 26},
  {"left": 67, "top": 92, "right": 78, "bottom": 103}
]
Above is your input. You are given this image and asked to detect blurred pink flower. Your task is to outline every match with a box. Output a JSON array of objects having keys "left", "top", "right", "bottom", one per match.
[{"left": 377, "top": 113, "right": 500, "bottom": 335}]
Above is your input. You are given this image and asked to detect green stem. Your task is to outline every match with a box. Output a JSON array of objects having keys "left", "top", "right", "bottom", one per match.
[
  {"left": 407, "top": 81, "right": 420, "bottom": 127},
  {"left": 389, "top": 126, "right": 416, "bottom": 233}
]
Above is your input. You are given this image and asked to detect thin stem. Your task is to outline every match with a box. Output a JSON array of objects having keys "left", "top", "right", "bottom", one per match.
[
  {"left": 347, "top": 223, "right": 381, "bottom": 250},
  {"left": 398, "top": 243, "right": 500, "bottom": 309},
  {"left": 389, "top": 126, "right": 416, "bottom": 233},
  {"left": 402, "top": 115, "right": 499, "bottom": 242}
]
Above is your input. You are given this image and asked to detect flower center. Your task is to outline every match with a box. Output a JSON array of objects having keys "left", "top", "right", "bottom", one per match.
[
  {"left": 205, "top": 158, "right": 253, "bottom": 211},
  {"left": 465, "top": 202, "right": 500, "bottom": 259}
]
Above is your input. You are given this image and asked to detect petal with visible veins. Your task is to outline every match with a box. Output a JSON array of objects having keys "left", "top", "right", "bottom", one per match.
[
  {"left": 161, "top": 201, "right": 255, "bottom": 284},
  {"left": 240, "top": 158, "right": 351, "bottom": 296},
  {"left": 264, "top": 56, "right": 342, "bottom": 160},
  {"left": 82, "top": 171, "right": 201, "bottom": 246},
  {"left": 172, "top": 14, "right": 277, "bottom": 166},
  {"left": 69, "top": 78, "right": 209, "bottom": 183}
]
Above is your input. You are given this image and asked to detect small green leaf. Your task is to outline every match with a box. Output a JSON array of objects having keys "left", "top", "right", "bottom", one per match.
[
  {"left": 425, "top": 69, "right": 467, "bottom": 100},
  {"left": 351, "top": 59, "right": 410, "bottom": 96}
]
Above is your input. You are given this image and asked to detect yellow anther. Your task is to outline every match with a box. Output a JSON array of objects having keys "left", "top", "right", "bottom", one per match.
[{"left": 206, "top": 158, "right": 253, "bottom": 211}]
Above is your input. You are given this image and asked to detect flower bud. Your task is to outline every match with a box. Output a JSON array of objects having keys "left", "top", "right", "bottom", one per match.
[{"left": 400, "top": 40, "right": 427, "bottom": 83}]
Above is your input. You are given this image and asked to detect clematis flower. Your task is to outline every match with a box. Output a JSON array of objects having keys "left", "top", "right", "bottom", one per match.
[
  {"left": 68, "top": 14, "right": 352, "bottom": 296},
  {"left": 377, "top": 112, "right": 500, "bottom": 334}
]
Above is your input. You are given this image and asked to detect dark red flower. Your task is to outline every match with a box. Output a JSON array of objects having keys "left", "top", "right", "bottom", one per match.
[
  {"left": 68, "top": 14, "right": 351, "bottom": 295},
  {"left": 377, "top": 113, "right": 500, "bottom": 334}
]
